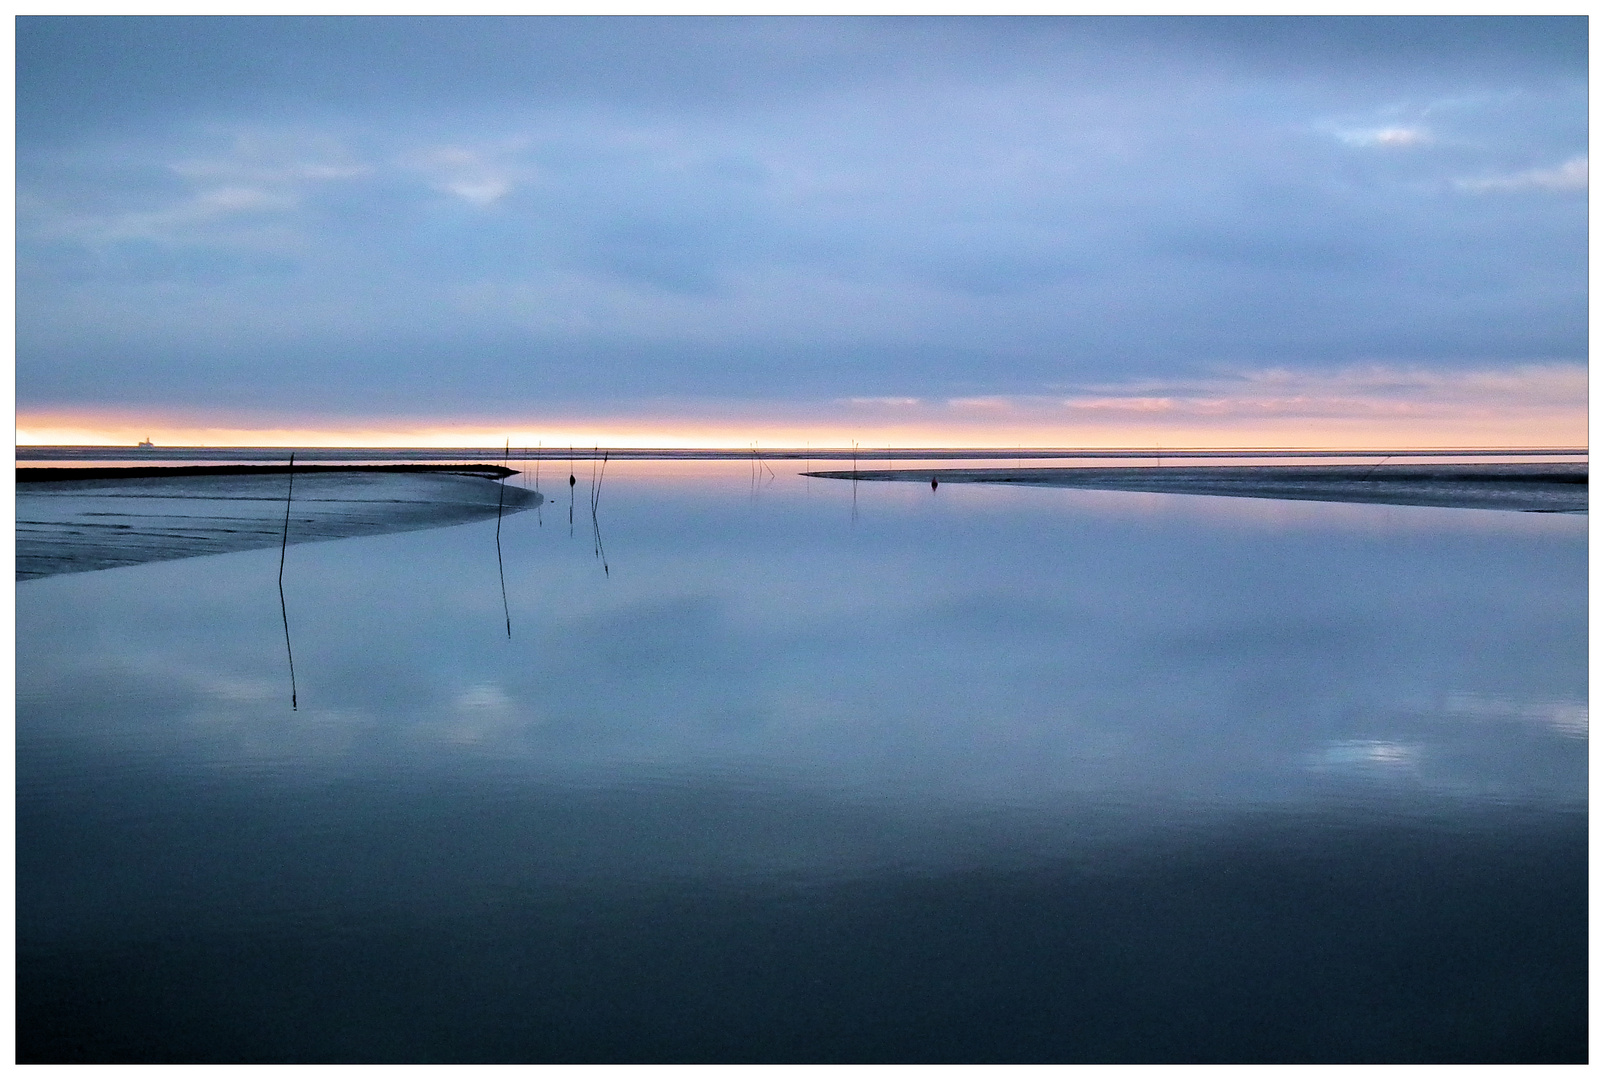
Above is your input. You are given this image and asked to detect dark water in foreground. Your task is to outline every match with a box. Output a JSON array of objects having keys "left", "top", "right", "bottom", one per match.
[{"left": 16, "top": 460, "right": 1587, "bottom": 1062}]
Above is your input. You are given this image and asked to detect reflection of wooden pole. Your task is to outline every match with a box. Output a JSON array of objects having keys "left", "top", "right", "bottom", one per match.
[
  {"left": 498, "top": 438, "right": 509, "bottom": 525},
  {"left": 851, "top": 441, "right": 859, "bottom": 524},
  {"left": 278, "top": 452, "right": 297, "bottom": 710},
  {"left": 591, "top": 449, "right": 599, "bottom": 557},
  {"left": 591, "top": 450, "right": 610, "bottom": 577}
]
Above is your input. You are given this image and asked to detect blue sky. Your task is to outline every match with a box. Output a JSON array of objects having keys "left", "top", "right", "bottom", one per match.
[{"left": 15, "top": 16, "right": 1587, "bottom": 446}]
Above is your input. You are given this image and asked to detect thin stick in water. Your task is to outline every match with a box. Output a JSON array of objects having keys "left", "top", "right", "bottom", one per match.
[{"left": 278, "top": 452, "right": 298, "bottom": 710}]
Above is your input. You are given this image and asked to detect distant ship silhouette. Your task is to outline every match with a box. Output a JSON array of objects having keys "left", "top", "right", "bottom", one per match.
[{"left": 137, "top": 438, "right": 154, "bottom": 448}]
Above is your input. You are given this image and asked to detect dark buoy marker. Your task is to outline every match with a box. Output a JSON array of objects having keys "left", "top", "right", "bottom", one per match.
[{"left": 931, "top": 477, "right": 939, "bottom": 490}]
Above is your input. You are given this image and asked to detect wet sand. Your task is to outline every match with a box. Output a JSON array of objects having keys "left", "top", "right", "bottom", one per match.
[
  {"left": 17, "top": 465, "right": 540, "bottom": 580},
  {"left": 805, "top": 463, "right": 1587, "bottom": 514}
]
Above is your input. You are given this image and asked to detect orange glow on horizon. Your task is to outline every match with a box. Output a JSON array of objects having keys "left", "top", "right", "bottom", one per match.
[
  {"left": 14, "top": 410, "right": 1587, "bottom": 452},
  {"left": 19, "top": 365, "right": 1585, "bottom": 451}
]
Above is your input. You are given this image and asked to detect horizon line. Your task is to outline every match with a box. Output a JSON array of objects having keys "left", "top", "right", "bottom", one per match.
[{"left": 16, "top": 444, "right": 1588, "bottom": 458}]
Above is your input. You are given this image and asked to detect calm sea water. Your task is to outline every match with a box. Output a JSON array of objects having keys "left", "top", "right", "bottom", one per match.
[{"left": 16, "top": 460, "right": 1587, "bottom": 1062}]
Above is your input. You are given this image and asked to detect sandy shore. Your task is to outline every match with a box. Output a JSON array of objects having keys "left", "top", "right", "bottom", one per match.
[
  {"left": 17, "top": 465, "right": 540, "bottom": 580},
  {"left": 804, "top": 463, "right": 1587, "bottom": 514}
]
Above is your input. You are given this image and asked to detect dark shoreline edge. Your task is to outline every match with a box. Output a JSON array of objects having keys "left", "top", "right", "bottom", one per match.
[
  {"left": 17, "top": 468, "right": 538, "bottom": 580},
  {"left": 17, "top": 463, "right": 519, "bottom": 483},
  {"left": 805, "top": 463, "right": 1587, "bottom": 514}
]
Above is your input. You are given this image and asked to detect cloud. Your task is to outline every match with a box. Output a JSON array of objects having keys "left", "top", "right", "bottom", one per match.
[
  {"left": 1455, "top": 155, "right": 1587, "bottom": 192},
  {"left": 1059, "top": 364, "right": 1588, "bottom": 421},
  {"left": 1064, "top": 397, "right": 1178, "bottom": 413},
  {"left": 16, "top": 360, "right": 1586, "bottom": 449},
  {"left": 21, "top": 130, "right": 369, "bottom": 250},
  {"left": 1337, "top": 125, "right": 1431, "bottom": 147},
  {"left": 25, "top": 185, "right": 298, "bottom": 249},
  {"left": 170, "top": 132, "right": 369, "bottom": 185},
  {"left": 867, "top": 365, "right": 1565, "bottom": 441},
  {"left": 13, "top": 18, "right": 1587, "bottom": 428},
  {"left": 946, "top": 397, "right": 1020, "bottom": 411},
  {"left": 405, "top": 144, "right": 523, "bottom": 206}
]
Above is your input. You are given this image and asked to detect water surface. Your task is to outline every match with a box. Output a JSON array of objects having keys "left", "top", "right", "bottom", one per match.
[{"left": 17, "top": 459, "right": 1587, "bottom": 1062}]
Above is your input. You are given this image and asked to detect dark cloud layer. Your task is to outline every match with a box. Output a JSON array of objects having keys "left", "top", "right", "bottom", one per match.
[
  {"left": 17, "top": 16, "right": 1587, "bottom": 421},
  {"left": 18, "top": 17, "right": 1586, "bottom": 136}
]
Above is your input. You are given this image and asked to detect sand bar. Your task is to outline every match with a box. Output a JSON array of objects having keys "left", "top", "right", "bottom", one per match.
[
  {"left": 17, "top": 465, "right": 540, "bottom": 580},
  {"left": 805, "top": 462, "right": 1587, "bottom": 514}
]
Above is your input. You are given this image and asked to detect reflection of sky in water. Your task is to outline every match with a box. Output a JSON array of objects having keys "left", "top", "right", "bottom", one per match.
[
  {"left": 19, "top": 460, "right": 1585, "bottom": 813},
  {"left": 16, "top": 462, "right": 1587, "bottom": 1062}
]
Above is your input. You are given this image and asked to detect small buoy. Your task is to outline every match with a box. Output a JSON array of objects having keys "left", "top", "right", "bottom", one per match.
[{"left": 931, "top": 478, "right": 939, "bottom": 490}]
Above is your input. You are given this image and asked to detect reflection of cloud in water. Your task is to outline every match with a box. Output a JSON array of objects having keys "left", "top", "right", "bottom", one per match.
[
  {"left": 185, "top": 701, "right": 373, "bottom": 766},
  {"left": 433, "top": 682, "right": 531, "bottom": 745},
  {"left": 193, "top": 674, "right": 278, "bottom": 706},
  {"left": 455, "top": 683, "right": 514, "bottom": 713},
  {"left": 1307, "top": 739, "right": 1422, "bottom": 777},
  {"left": 1443, "top": 693, "right": 1587, "bottom": 738},
  {"left": 16, "top": 461, "right": 1585, "bottom": 814}
]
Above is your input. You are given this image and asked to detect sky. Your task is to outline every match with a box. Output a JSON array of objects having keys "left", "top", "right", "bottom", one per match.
[{"left": 15, "top": 15, "right": 1589, "bottom": 448}]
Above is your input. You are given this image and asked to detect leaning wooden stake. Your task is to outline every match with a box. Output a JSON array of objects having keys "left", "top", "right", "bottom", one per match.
[{"left": 278, "top": 452, "right": 298, "bottom": 710}]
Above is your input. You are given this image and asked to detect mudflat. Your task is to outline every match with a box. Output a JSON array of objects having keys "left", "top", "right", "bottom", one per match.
[
  {"left": 805, "top": 462, "right": 1587, "bottom": 514},
  {"left": 17, "top": 465, "right": 540, "bottom": 580}
]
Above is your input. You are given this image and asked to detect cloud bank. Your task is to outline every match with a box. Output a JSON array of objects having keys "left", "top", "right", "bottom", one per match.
[{"left": 16, "top": 16, "right": 1587, "bottom": 444}]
